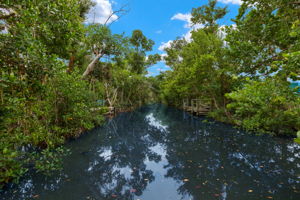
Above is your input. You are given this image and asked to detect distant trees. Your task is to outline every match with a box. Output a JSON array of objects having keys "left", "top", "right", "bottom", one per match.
[{"left": 159, "top": 0, "right": 300, "bottom": 135}]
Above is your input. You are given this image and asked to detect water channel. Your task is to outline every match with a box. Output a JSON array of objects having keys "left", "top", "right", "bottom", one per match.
[{"left": 1, "top": 104, "right": 299, "bottom": 200}]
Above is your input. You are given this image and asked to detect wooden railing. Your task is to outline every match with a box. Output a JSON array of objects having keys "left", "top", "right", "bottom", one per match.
[{"left": 183, "top": 99, "right": 211, "bottom": 116}]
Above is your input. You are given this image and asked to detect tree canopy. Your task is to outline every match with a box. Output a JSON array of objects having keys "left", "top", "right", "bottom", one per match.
[{"left": 158, "top": 0, "right": 300, "bottom": 135}]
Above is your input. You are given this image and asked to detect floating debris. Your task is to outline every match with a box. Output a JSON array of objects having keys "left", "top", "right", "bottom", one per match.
[{"left": 130, "top": 189, "right": 137, "bottom": 193}]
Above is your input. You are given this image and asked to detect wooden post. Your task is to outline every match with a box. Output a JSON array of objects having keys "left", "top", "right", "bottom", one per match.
[{"left": 183, "top": 99, "right": 188, "bottom": 110}]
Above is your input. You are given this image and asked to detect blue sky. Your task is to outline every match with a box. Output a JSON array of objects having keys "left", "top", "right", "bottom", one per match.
[{"left": 87, "top": 0, "right": 241, "bottom": 76}]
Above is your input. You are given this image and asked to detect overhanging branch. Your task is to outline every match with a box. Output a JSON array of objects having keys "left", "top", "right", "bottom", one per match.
[{"left": 104, "top": 4, "right": 129, "bottom": 26}]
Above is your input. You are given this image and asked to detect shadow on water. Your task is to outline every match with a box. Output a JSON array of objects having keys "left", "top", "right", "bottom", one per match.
[{"left": 1, "top": 104, "right": 300, "bottom": 200}]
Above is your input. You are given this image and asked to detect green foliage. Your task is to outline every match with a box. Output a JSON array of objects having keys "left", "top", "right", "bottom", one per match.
[
  {"left": 161, "top": 29, "right": 233, "bottom": 108},
  {"left": 295, "top": 131, "right": 300, "bottom": 144},
  {"left": 110, "top": 68, "right": 154, "bottom": 106},
  {"left": 2, "top": 0, "right": 298, "bottom": 189},
  {"left": 159, "top": 0, "right": 300, "bottom": 138},
  {"left": 0, "top": 69, "right": 105, "bottom": 188},
  {"left": 46, "top": 70, "right": 104, "bottom": 135},
  {"left": 2, "top": 0, "right": 85, "bottom": 59},
  {"left": 191, "top": 0, "right": 228, "bottom": 33},
  {"left": 85, "top": 24, "right": 125, "bottom": 56},
  {"left": 130, "top": 30, "right": 154, "bottom": 51},
  {"left": 84, "top": 28, "right": 159, "bottom": 107},
  {"left": 0, "top": 0, "right": 160, "bottom": 188},
  {"left": 0, "top": 145, "right": 26, "bottom": 186},
  {"left": 33, "top": 147, "right": 70, "bottom": 174},
  {"left": 226, "top": 79, "right": 300, "bottom": 135},
  {"left": 0, "top": 0, "right": 110, "bottom": 188},
  {"left": 127, "top": 30, "right": 157, "bottom": 74},
  {"left": 226, "top": 0, "right": 300, "bottom": 78}
]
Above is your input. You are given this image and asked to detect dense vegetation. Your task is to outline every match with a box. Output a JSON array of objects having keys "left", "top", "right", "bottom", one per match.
[
  {"left": 158, "top": 0, "right": 300, "bottom": 136},
  {"left": 0, "top": 0, "right": 299, "bottom": 189},
  {"left": 0, "top": 0, "right": 159, "bottom": 187}
]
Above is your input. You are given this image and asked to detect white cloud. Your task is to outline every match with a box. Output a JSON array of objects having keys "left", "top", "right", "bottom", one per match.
[
  {"left": 159, "top": 12, "right": 204, "bottom": 51},
  {"left": 183, "top": 30, "right": 192, "bottom": 42},
  {"left": 159, "top": 53, "right": 168, "bottom": 63},
  {"left": 161, "top": 53, "right": 167, "bottom": 58},
  {"left": 166, "top": 12, "right": 205, "bottom": 45},
  {"left": 218, "top": 0, "right": 242, "bottom": 5},
  {"left": 158, "top": 40, "right": 173, "bottom": 51},
  {"left": 171, "top": 13, "right": 192, "bottom": 28},
  {"left": 171, "top": 13, "right": 191, "bottom": 22},
  {"left": 182, "top": 23, "right": 205, "bottom": 42},
  {"left": 86, "top": 0, "right": 118, "bottom": 24},
  {"left": 218, "top": 25, "right": 227, "bottom": 39},
  {"left": 146, "top": 71, "right": 154, "bottom": 77},
  {"left": 218, "top": 24, "right": 236, "bottom": 39},
  {"left": 155, "top": 30, "right": 162, "bottom": 34},
  {"left": 157, "top": 67, "right": 170, "bottom": 72}
]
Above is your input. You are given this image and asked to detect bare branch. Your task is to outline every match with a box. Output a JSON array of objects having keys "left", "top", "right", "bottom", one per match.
[
  {"left": 104, "top": 4, "right": 130, "bottom": 26},
  {"left": 289, "top": 1, "right": 300, "bottom": 5},
  {"left": 104, "top": 83, "right": 118, "bottom": 107}
]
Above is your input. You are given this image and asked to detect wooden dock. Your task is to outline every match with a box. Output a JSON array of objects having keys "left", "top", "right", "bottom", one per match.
[{"left": 183, "top": 99, "right": 211, "bottom": 116}]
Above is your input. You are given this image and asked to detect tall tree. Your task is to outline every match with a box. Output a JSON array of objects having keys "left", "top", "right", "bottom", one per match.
[
  {"left": 82, "top": 25, "right": 125, "bottom": 78},
  {"left": 127, "top": 30, "right": 156, "bottom": 74},
  {"left": 191, "top": 0, "right": 227, "bottom": 33}
]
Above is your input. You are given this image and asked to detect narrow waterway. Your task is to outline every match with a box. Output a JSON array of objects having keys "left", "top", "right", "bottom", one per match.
[{"left": 1, "top": 104, "right": 300, "bottom": 200}]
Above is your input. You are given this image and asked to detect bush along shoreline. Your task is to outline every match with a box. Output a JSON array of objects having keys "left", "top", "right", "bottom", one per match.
[{"left": 0, "top": 70, "right": 106, "bottom": 189}]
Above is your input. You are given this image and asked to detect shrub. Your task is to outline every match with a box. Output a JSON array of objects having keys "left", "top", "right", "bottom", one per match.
[
  {"left": 226, "top": 79, "right": 300, "bottom": 136},
  {"left": 0, "top": 70, "right": 105, "bottom": 188}
]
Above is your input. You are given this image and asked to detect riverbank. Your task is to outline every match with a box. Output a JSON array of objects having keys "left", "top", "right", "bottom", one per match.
[
  {"left": 162, "top": 97, "right": 299, "bottom": 139},
  {"left": 0, "top": 101, "right": 143, "bottom": 189}
]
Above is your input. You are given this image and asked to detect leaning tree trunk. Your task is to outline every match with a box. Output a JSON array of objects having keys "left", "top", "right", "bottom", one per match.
[{"left": 82, "top": 53, "right": 104, "bottom": 78}]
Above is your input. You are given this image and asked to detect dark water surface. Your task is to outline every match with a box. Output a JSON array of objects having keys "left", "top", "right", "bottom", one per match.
[{"left": 1, "top": 104, "right": 300, "bottom": 200}]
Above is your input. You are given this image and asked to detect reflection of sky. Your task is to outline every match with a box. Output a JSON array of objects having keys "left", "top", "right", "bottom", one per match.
[
  {"left": 145, "top": 113, "right": 168, "bottom": 132},
  {"left": 98, "top": 148, "right": 113, "bottom": 161},
  {"left": 2, "top": 105, "right": 300, "bottom": 200},
  {"left": 287, "top": 143, "right": 300, "bottom": 168},
  {"left": 88, "top": 147, "right": 132, "bottom": 179},
  {"left": 86, "top": 142, "right": 191, "bottom": 199},
  {"left": 142, "top": 144, "right": 191, "bottom": 200}
]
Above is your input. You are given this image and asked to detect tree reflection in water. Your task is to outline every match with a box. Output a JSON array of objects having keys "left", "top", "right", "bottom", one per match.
[
  {"left": 159, "top": 106, "right": 300, "bottom": 200},
  {"left": 83, "top": 110, "right": 162, "bottom": 200},
  {"left": 1, "top": 104, "right": 299, "bottom": 200}
]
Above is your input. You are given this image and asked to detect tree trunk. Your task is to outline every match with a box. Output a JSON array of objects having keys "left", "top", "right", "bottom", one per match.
[
  {"left": 104, "top": 83, "right": 118, "bottom": 107},
  {"left": 67, "top": 54, "right": 75, "bottom": 73},
  {"left": 82, "top": 53, "right": 104, "bottom": 78}
]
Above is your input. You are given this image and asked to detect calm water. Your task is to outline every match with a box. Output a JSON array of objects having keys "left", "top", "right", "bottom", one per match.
[{"left": 1, "top": 104, "right": 300, "bottom": 200}]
